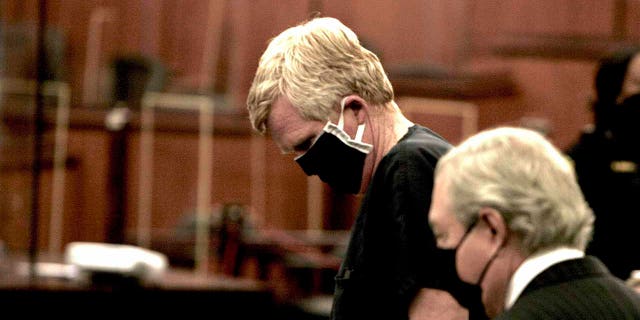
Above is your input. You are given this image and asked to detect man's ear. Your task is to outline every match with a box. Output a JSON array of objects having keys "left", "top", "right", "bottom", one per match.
[
  {"left": 479, "top": 207, "right": 508, "bottom": 246},
  {"left": 342, "top": 95, "right": 368, "bottom": 124}
]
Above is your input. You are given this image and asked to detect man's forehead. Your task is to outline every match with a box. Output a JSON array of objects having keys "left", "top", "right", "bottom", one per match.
[
  {"left": 267, "top": 97, "right": 296, "bottom": 133},
  {"left": 267, "top": 97, "right": 325, "bottom": 152},
  {"left": 430, "top": 175, "right": 457, "bottom": 226}
]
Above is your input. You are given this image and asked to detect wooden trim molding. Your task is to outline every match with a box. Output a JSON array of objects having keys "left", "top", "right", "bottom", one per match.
[
  {"left": 388, "top": 64, "right": 515, "bottom": 99},
  {"left": 491, "top": 35, "right": 640, "bottom": 60},
  {"left": 1, "top": 105, "right": 252, "bottom": 135}
]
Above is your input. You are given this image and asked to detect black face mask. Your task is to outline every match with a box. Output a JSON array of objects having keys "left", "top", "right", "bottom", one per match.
[
  {"left": 435, "top": 219, "right": 488, "bottom": 319},
  {"left": 295, "top": 102, "right": 373, "bottom": 194}
]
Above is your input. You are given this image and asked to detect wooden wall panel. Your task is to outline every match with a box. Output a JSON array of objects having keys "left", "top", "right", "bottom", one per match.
[
  {"left": 469, "top": 0, "right": 627, "bottom": 56},
  {"left": 153, "top": 0, "right": 227, "bottom": 90},
  {"left": 0, "top": 135, "right": 88, "bottom": 253},
  {"left": 228, "top": 0, "right": 311, "bottom": 111},
  {"left": 0, "top": 169, "right": 37, "bottom": 251},
  {"left": 0, "top": 113, "right": 310, "bottom": 252},
  {"left": 124, "top": 132, "right": 255, "bottom": 232},
  {"left": 66, "top": 129, "right": 112, "bottom": 243},
  {"left": 3, "top": 0, "right": 638, "bottom": 112},
  {"left": 320, "top": 0, "right": 469, "bottom": 66},
  {"left": 45, "top": 1, "right": 100, "bottom": 107},
  {"left": 0, "top": 0, "right": 39, "bottom": 23},
  {"left": 499, "top": 0, "right": 614, "bottom": 36},
  {"left": 467, "top": 57, "right": 596, "bottom": 150},
  {"left": 125, "top": 132, "right": 201, "bottom": 232},
  {"left": 3, "top": 0, "right": 640, "bottom": 253},
  {"left": 627, "top": 0, "right": 640, "bottom": 39},
  {"left": 397, "top": 97, "right": 478, "bottom": 145}
]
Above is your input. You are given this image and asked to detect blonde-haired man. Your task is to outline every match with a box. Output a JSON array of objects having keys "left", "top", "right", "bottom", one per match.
[
  {"left": 247, "top": 17, "right": 485, "bottom": 320},
  {"left": 429, "top": 127, "right": 640, "bottom": 319}
]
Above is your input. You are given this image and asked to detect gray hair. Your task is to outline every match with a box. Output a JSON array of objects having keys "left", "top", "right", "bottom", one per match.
[
  {"left": 246, "top": 17, "right": 394, "bottom": 134},
  {"left": 435, "top": 127, "right": 594, "bottom": 254}
]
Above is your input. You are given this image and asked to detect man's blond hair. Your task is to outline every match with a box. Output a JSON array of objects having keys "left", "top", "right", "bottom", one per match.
[{"left": 246, "top": 17, "right": 394, "bottom": 134}]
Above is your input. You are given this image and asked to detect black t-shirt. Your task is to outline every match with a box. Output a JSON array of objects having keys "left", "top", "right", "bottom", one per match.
[{"left": 331, "top": 125, "right": 486, "bottom": 320}]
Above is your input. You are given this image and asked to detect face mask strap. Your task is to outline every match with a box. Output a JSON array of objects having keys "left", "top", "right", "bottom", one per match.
[
  {"left": 355, "top": 123, "right": 366, "bottom": 142},
  {"left": 337, "top": 97, "right": 348, "bottom": 129},
  {"left": 476, "top": 246, "right": 500, "bottom": 286},
  {"left": 339, "top": 97, "right": 367, "bottom": 143},
  {"left": 476, "top": 225, "right": 507, "bottom": 286}
]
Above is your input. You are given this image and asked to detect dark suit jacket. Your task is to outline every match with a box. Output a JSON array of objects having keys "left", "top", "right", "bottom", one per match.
[{"left": 494, "top": 256, "right": 640, "bottom": 319}]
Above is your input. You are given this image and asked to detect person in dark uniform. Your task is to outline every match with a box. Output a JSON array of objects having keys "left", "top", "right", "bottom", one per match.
[
  {"left": 429, "top": 127, "right": 640, "bottom": 319},
  {"left": 566, "top": 47, "right": 640, "bottom": 280},
  {"left": 246, "top": 17, "right": 486, "bottom": 320}
]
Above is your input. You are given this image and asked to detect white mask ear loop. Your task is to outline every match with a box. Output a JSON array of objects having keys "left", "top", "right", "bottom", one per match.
[
  {"left": 355, "top": 123, "right": 366, "bottom": 142},
  {"left": 337, "top": 97, "right": 348, "bottom": 129},
  {"left": 338, "top": 97, "right": 366, "bottom": 142}
]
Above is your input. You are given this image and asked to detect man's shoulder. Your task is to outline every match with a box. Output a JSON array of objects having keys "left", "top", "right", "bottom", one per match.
[
  {"left": 503, "top": 260, "right": 640, "bottom": 319},
  {"left": 389, "top": 125, "right": 452, "bottom": 158}
]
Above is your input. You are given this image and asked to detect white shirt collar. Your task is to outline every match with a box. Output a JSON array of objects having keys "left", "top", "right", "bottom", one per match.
[{"left": 504, "top": 246, "right": 584, "bottom": 310}]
